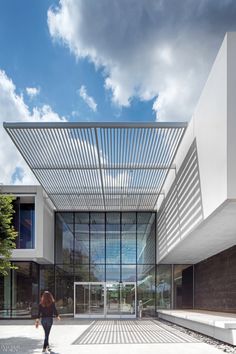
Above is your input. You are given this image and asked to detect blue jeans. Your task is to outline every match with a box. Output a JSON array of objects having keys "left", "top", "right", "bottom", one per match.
[{"left": 41, "top": 317, "right": 53, "bottom": 349}]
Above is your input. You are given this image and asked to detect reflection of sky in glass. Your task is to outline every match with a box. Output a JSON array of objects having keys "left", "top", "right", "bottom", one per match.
[
  {"left": 75, "top": 234, "right": 89, "bottom": 263},
  {"left": 122, "top": 265, "right": 136, "bottom": 282},
  {"left": 91, "top": 231, "right": 105, "bottom": 263},
  {"left": 137, "top": 224, "right": 155, "bottom": 264},
  {"left": 57, "top": 212, "right": 155, "bottom": 267},
  {"left": 122, "top": 231, "right": 136, "bottom": 263},
  {"left": 74, "top": 222, "right": 89, "bottom": 263},
  {"left": 90, "top": 264, "right": 105, "bottom": 281},
  {"left": 58, "top": 222, "right": 73, "bottom": 264},
  {"left": 19, "top": 206, "right": 35, "bottom": 248},
  {"left": 106, "top": 224, "right": 120, "bottom": 263},
  {"left": 106, "top": 265, "right": 120, "bottom": 282}
]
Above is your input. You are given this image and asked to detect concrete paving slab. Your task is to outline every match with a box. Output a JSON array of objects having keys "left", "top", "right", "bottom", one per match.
[{"left": 0, "top": 319, "right": 223, "bottom": 354}]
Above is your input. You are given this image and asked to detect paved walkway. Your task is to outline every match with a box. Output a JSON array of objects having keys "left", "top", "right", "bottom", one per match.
[{"left": 0, "top": 318, "right": 223, "bottom": 354}]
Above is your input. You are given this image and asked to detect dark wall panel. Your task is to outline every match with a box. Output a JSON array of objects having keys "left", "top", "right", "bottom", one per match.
[
  {"left": 194, "top": 245, "right": 236, "bottom": 312},
  {"left": 182, "top": 266, "right": 193, "bottom": 308}
]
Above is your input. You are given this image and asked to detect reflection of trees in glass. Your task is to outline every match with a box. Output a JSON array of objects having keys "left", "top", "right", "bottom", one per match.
[
  {"left": 40, "top": 265, "right": 55, "bottom": 295},
  {"left": 138, "top": 265, "right": 155, "bottom": 316},
  {"left": 11, "top": 262, "right": 39, "bottom": 318},
  {"left": 55, "top": 266, "right": 73, "bottom": 315},
  {"left": 53, "top": 211, "right": 157, "bottom": 316},
  {"left": 156, "top": 265, "right": 171, "bottom": 309},
  {"left": 74, "top": 265, "right": 89, "bottom": 282},
  {"left": 74, "top": 233, "right": 89, "bottom": 264},
  {"left": 90, "top": 265, "right": 105, "bottom": 282},
  {"left": 55, "top": 214, "right": 74, "bottom": 264},
  {"left": 137, "top": 213, "right": 155, "bottom": 264},
  {"left": 90, "top": 229, "right": 105, "bottom": 263},
  {"left": 55, "top": 211, "right": 156, "bottom": 266}
]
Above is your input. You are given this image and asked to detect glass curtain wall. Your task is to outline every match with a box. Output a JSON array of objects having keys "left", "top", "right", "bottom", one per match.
[
  {"left": 137, "top": 213, "right": 156, "bottom": 316},
  {"left": 0, "top": 272, "right": 11, "bottom": 318},
  {"left": 54, "top": 211, "right": 156, "bottom": 315},
  {"left": 13, "top": 197, "right": 35, "bottom": 249},
  {"left": 156, "top": 265, "right": 172, "bottom": 309},
  {"left": 11, "top": 262, "right": 39, "bottom": 318},
  {"left": 0, "top": 262, "right": 39, "bottom": 318},
  {"left": 0, "top": 211, "right": 197, "bottom": 318},
  {"left": 174, "top": 265, "right": 193, "bottom": 309},
  {"left": 40, "top": 265, "right": 55, "bottom": 296}
]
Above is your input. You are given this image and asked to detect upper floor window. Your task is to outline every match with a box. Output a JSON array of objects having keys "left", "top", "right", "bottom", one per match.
[{"left": 13, "top": 197, "right": 35, "bottom": 249}]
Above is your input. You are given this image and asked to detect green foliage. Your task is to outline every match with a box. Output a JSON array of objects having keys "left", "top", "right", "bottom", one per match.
[{"left": 0, "top": 194, "right": 18, "bottom": 276}]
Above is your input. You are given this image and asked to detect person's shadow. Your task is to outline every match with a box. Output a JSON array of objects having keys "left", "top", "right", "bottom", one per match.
[{"left": 0, "top": 337, "right": 61, "bottom": 354}]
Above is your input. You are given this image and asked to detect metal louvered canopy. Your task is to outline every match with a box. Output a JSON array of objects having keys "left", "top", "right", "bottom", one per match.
[{"left": 4, "top": 122, "right": 187, "bottom": 211}]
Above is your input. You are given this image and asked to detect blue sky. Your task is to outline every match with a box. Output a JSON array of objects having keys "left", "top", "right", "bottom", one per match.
[
  {"left": 0, "top": 0, "right": 155, "bottom": 123},
  {"left": 1, "top": 0, "right": 236, "bottom": 184}
]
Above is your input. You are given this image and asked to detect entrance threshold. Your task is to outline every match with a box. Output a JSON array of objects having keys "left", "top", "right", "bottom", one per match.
[{"left": 74, "top": 282, "right": 136, "bottom": 319}]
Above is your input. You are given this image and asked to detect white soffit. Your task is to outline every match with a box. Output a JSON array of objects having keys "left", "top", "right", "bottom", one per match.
[
  {"left": 159, "top": 201, "right": 236, "bottom": 264},
  {"left": 4, "top": 122, "right": 187, "bottom": 211}
]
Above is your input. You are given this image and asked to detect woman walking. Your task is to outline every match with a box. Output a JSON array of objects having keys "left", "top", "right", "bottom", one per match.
[{"left": 35, "top": 291, "right": 60, "bottom": 352}]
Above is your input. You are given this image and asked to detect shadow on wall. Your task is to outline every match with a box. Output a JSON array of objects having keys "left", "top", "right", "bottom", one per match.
[{"left": 157, "top": 139, "right": 204, "bottom": 261}]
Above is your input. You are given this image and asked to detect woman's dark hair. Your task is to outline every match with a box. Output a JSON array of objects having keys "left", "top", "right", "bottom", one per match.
[{"left": 40, "top": 291, "right": 55, "bottom": 307}]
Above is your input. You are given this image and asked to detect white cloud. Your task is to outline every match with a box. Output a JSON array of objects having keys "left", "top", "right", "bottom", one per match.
[
  {"left": 26, "top": 87, "right": 40, "bottom": 98},
  {"left": 0, "top": 70, "right": 66, "bottom": 185},
  {"left": 71, "top": 110, "right": 79, "bottom": 117},
  {"left": 32, "top": 105, "right": 65, "bottom": 122},
  {"left": 78, "top": 85, "right": 97, "bottom": 112},
  {"left": 48, "top": 0, "right": 236, "bottom": 121}
]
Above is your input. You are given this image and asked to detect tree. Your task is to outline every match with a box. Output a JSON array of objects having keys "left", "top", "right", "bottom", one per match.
[{"left": 0, "top": 194, "right": 18, "bottom": 276}]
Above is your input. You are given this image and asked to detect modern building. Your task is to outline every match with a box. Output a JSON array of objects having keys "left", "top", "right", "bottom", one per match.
[{"left": 1, "top": 32, "right": 236, "bottom": 321}]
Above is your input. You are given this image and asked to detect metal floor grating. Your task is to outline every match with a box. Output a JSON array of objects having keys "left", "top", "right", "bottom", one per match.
[{"left": 73, "top": 320, "right": 199, "bottom": 345}]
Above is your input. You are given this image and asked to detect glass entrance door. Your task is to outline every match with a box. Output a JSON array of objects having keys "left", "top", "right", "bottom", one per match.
[
  {"left": 106, "top": 283, "right": 120, "bottom": 317},
  {"left": 74, "top": 282, "right": 104, "bottom": 318},
  {"left": 74, "top": 282, "right": 136, "bottom": 318},
  {"left": 120, "top": 283, "right": 136, "bottom": 317},
  {"left": 90, "top": 283, "right": 104, "bottom": 316},
  {"left": 74, "top": 283, "right": 89, "bottom": 317}
]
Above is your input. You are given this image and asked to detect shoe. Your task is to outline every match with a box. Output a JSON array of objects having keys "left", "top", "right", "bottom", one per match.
[
  {"left": 42, "top": 349, "right": 46, "bottom": 353},
  {"left": 47, "top": 347, "right": 52, "bottom": 352}
]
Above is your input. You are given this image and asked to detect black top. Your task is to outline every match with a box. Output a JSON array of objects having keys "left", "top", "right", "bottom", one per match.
[{"left": 37, "top": 303, "right": 58, "bottom": 319}]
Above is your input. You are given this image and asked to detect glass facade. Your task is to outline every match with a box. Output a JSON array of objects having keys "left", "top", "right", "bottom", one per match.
[
  {"left": 13, "top": 197, "right": 35, "bottom": 249},
  {"left": 0, "top": 262, "right": 39, "bottom": 318},
  {"left": 54, "top": 211, "right": 156, "bottom": 315},
  {"left": 0, "top": 208, "right": 196, "bottom": 318},
  {"left": 40, "top": 264, "right": 55, "bottom": 296},
  {"left": 0, "top": 272, "right": 11, "bottom": 318},
  {"left": 174, "top": 265, "right": 193, "bottom": 309},
  {"left": 156, "top": 265, "right": 172, "bottom": 309},
  {"left": 137, "top": 264, "right": 155, "bottom": 315},
  {"left": 55, "top": 265, "right": 74, "bottom": 315}
]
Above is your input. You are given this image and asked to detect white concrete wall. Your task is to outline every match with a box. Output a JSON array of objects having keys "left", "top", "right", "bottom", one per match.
[
  {"left": 0, "top": 185, "right": 54, "bottom": 264},
  {"left": 158, "top": 34, "right": 230, "bottom": 218},
  {"left": 42, "top": 192, "right": 55, "bottom": 263},
  {"left": 194, "top": 35, "right": 228, "bottom": 219},
  {"left": 34, "top": 186, "right": 55, "bottom": 263},
  {"left": 157, "top": 33, "right": 236, "bottom": 261},
  {"left": 35, "top": 186, "right": 44, "bottom": 260},
  {"left": 227, "top": 33, "right": 236, "bottom": 198}
]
